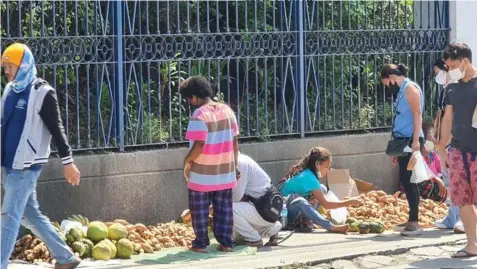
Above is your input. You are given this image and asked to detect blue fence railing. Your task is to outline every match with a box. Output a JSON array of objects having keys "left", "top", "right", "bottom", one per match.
[{"left": 0, "top": 0, "right": 450, "bottom": 151}]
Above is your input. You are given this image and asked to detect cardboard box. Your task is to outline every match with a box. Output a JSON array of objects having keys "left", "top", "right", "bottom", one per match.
[
  {"left": 326, "top": 169, "right": 360, "bottom": 200},
  {"left": 352, "top": 177, "right": 377, "bottom": 194}
]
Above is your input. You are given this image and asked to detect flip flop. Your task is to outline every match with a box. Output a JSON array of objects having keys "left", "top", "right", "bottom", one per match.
[
  {"left": 265, "top": 231, "right": 295, "bottom": 246},
  {"left": 451, "top": 249, "right": 477, "bottom": 258}
]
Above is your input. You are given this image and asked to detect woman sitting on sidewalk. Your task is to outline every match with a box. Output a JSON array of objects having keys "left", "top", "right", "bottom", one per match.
[{"left": 277, "top": 147, "right": 361, "bottom": 234}]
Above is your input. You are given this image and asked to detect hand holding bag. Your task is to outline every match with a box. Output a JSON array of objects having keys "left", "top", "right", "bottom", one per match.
[{"left": 408, "top": 151, "right": 436, "bottom": 184}]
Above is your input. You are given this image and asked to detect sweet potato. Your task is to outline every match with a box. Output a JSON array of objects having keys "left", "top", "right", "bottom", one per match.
[
  {"left": 114, "top": 219, "right": 130, "bottom": 226},
  {"left": 134, "top": 223, "right": 148, "bottom": 232},
  {"left": 376, "top": 191, "right": 387, "bottom": 197},
  {"left": 140, "top": 243, "right": 154, "bottom": 253}
]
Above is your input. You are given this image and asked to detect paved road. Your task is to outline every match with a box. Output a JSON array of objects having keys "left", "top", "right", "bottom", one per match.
[{"left": 9, "top": 229, "right": 467, "bottom": 269}]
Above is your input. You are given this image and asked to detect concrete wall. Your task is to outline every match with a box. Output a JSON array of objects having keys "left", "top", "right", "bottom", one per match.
[
  {"left": 449, "top": 0, "right": 477, "bottom": 63},
  {"left": 36, "top": 133, "right": 397, "bottom": 225}
]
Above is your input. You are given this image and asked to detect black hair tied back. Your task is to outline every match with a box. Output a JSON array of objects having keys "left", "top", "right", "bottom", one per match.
[
  {"left": 397, "top": 64, "right": 409, "bottom": 77},
  {"left": 381, "top": 63, "right": 409, "bottom": 79}
]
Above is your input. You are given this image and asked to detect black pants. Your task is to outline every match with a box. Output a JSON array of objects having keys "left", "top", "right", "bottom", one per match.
[{"left": 397, "top": 137, "right": 424, "bottom": 222}]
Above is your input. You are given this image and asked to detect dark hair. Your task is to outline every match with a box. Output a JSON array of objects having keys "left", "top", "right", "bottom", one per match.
[
  {"left": 285, "top": 147, "right": 332, "bottom": 179},
  {"left": 179, "top": 76, "right": 214, "bottom": 99},
  {"left": 380, "top": 63, "right": 409, "bottom": 79},
  {"left": 422, "top": 122, "right": 434, "bottom": 139},
  {"left": 433, "top": 58, "right": 448, "bottom": 72},
  {"left": 443, "top": 42, "right": 473, "bottom": 63}
]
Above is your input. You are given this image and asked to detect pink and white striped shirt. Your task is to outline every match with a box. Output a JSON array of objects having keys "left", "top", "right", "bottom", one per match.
[{"left": 185, "top": 103, "right": 239, "bottom": 192}]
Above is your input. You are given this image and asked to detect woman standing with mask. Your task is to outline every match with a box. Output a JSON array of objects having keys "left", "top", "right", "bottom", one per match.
[
  {"left": 381, "top": 64, "right": 425, "bottom": 236},
  {"left": 432, "top": 59, "right": 464, "bottom": 233}
]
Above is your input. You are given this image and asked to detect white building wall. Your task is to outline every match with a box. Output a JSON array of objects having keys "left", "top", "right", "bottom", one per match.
[{"left": 449, "top": 0, "right": 477, "bottom": 63}]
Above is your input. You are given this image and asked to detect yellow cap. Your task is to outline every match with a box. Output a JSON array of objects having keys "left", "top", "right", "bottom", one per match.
[{"left": 1, "top": 43, "right": 27, "bottom": 66}]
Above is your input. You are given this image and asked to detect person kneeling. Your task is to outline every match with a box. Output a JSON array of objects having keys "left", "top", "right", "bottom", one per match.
[
  {"left": 233, "top": 153, "right": 284, "bottom": 247},
  {"left": 278, "top": 147, "right": 361, "bottom": 234}
]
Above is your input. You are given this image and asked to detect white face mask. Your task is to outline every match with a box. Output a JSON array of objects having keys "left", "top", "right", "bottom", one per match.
[
  {"left": 317, "top": 171, "right": 322, "bottom": 178},
  {"left": 424, "top": 140, "right": 435, "bottom": 151},
  {"left": 435, "top": 70, "right": 447, "bottom": 85},
  {"left": 448, "top": 62, "right": 466, "bottom": 81}
]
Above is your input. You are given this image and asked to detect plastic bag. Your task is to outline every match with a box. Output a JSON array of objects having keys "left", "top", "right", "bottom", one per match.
[
  {"left": 409, "top": 151, "right": 436, "bottom": 184},
  {"left": 326, "top": 191, "right": 348, "bottom": 225},
  {"left": 60, "top": 219, "right": 84, "bottom": 234}
]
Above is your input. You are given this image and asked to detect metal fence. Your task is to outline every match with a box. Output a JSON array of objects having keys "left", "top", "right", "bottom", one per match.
[{"left": 1, "top": 1, "right": 450, "bottom": 152}]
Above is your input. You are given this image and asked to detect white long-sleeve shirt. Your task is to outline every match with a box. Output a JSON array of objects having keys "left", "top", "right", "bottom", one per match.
[{"left": 232, "top": 153, "right": 272, "bottom": 202}]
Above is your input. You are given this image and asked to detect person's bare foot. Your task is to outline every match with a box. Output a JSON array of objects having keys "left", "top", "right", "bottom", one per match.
[
  {"left": 189, "top": 247, "right": 208, "bottom": 253},
  {"left": 330, "top": 224, "right": 350, "bottom": 234},
  {"left": 452, "top": 245, "right": 477, "bottom": 258},
  {"left": 217, "top": 244, "right": 233, "bottom": 252}
]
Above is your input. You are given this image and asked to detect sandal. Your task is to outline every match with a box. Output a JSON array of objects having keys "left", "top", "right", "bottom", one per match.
[
  {"left": 189, "top": 247, "right": 208, "bottom": 253},
  {"left": 265, "top": 235, "right": 279, "bottom": 247},
  {"left": 452, "top": 249, "right": 477, "bottom": 258},
  {"left": 217, "top": 244, "right": 233, "bottom": 252},
  {"left": 265, "top": 231, "right": 294, "bottom": 246}
]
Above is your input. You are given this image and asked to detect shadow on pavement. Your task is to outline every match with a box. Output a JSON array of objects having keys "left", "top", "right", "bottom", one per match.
[
  {"left": 408, "top": 256, "right": 477, "bottom": 269},
  {"left": 343, "top": 229, "right": 460, "bottom": 243},
  {"left": 269, "top": 229, "right": 464, "bottom": 251}
]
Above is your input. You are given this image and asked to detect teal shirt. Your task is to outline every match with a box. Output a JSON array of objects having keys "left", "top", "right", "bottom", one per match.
[{"left": 280, "top": 168, "right": 321, "bottom": 197}]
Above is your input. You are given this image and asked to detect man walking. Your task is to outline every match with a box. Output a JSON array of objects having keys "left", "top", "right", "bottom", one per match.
[
  {"left": 232, "top": 153, "right": 282, "bottom": 247},
  {"left": 1, "top": 43, "right": 81, "bottom": 268},
  {"left": 438, "top": 42, "right": 477, "bottom": 258}
]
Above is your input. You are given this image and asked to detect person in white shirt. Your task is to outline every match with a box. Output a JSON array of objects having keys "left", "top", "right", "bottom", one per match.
[{"left": 232, "top": 153, "right": 282, "bottom": 247}]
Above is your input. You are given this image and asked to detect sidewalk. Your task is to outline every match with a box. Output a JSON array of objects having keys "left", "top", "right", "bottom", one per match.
[
  {"left": 9, "top": 229, "right": 466, "bottom": 269},
  {"left": 314, "top": 240, "right": 477, "bottom": 269}
]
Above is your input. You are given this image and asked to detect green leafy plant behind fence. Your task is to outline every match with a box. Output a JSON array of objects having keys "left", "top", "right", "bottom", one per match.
[{"left": 1, "top": 0, "right": 449, "bottom": 151}]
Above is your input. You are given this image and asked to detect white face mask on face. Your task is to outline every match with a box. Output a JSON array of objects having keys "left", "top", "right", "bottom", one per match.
[
  {"left": 435, "top": 70, "right": 447, "bottom": 85},
  {"left": 448, "top": 62, "right": 466, "bottom": 81},
  {"left": 424, "top": 140, "right": 435, "bottom": 151}
]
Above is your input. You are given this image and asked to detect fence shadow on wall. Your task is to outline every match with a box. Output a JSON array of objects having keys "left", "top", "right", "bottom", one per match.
[{"left": 0, "top": 0, "right": 450, "bottom": 152}]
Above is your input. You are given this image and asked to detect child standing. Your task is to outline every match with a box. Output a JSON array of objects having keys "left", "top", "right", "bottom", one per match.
[{"left": 180, "top": 76, "right": 240, "bottom": 253}]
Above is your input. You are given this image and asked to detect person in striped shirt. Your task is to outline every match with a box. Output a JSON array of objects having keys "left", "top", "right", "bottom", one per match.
[{"left": 180, "top": 76, "right": 240, "bottom": 253}]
